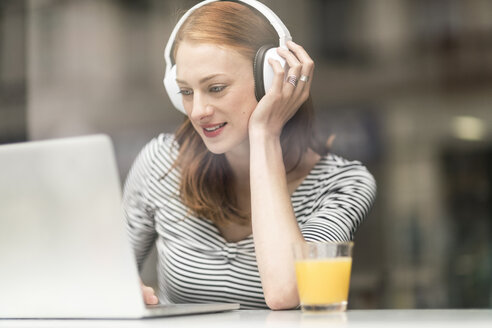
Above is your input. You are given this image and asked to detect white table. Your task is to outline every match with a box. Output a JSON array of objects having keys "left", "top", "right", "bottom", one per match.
[{"left": 1, "top": 309, "right": 492, "bottom": 328}]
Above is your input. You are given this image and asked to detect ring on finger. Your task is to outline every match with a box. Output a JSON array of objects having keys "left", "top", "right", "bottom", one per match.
[
  {"left": 286, "top": 75, "right": 298, "bottom": 87},
  {"left": 300, "top": 75, "right": 309, "bottom": 82}
]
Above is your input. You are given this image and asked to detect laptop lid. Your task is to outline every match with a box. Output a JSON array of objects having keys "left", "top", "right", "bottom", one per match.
[{"left": 0, "top": 135, "right": 148, "bottom": 318}]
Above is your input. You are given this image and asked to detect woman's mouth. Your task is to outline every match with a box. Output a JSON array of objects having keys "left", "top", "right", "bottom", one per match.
[{"left": 202, "top": 122, "right": 227, "bottom": 138}]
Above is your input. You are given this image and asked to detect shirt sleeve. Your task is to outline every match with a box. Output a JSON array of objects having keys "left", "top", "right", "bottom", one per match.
[
  {"left": 300, "top": 161, "right": 377, "bottom": 242},
  {"left": 122, "top": 137, "right": 160, "bottom": 272}
]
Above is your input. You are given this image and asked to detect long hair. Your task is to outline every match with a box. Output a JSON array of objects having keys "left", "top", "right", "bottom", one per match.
[{"left": 171, "top": 1, "right": 327, "bottom": 225}]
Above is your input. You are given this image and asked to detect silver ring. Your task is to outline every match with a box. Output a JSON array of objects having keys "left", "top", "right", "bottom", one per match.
[
  {"left": 300, "top": 75, "right": 309, "bottom": 82},
  {"left": 286, "top": 75, "right": 298, "bottom": 87}
]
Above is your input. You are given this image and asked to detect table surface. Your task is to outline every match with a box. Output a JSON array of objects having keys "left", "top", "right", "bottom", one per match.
[{"left": 2, "top": 309, "right": 492, "bottom": 328}]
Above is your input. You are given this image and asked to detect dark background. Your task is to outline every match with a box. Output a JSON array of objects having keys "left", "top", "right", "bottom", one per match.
[{"left": 1, "top": 0, "right": 491, "bottom": 309}]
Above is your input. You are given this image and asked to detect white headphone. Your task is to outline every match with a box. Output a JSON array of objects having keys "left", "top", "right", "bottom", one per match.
[{"left": 163, "top": 0, "right": 292, "bottom": 114}]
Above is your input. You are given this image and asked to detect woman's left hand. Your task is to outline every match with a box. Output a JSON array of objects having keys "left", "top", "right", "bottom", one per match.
[{"left": 248, "top": 40, "right": 314, "bottom": 137}]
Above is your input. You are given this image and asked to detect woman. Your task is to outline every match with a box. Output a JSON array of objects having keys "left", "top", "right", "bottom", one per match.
[{"left": 123, "top": 1, "right": 376, "bottom": 310}]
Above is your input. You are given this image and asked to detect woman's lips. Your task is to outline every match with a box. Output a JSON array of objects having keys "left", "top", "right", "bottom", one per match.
[{"left": 201, "top": 122, "right": 227, "bottom": 138}]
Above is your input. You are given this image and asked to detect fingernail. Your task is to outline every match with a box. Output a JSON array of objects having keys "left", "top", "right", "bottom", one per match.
[{"left": 152, "top": 295, "right": 158, "bottom": 303}]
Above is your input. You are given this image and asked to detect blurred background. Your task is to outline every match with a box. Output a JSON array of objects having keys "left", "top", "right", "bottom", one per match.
[{"left": 1, "top": 0, "right": 491, "bottom": 309}]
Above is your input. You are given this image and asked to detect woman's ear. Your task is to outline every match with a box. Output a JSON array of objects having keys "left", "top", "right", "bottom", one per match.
[{"left": 326, "top": 134, "right": 336, "bottom": 149}]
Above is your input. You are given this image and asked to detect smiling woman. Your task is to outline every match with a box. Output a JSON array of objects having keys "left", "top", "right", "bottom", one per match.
[
  {"left": 170, "top": 2, "right": 325, "bottom": 228},
  {"left": 122, "top": 0, "right": 376, "bottom": 310}
]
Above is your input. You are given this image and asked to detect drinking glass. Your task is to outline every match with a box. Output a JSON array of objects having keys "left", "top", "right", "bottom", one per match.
[{"left": 293, "top": 241, "right": 353, "bottom": 313}]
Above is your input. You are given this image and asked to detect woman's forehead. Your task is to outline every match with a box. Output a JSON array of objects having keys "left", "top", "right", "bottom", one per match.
[{"left": 175, "top": 42, "right": 251, "bottom": 80}]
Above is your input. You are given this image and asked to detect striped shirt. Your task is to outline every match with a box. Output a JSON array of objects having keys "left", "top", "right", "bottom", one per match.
[{"left": 122, "top": 133, "right": 376, "bottom": 309}]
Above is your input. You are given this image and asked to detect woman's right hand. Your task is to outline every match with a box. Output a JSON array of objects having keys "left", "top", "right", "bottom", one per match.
[{"left": 140, "top": 279, "right": 159, "bottom": 305}]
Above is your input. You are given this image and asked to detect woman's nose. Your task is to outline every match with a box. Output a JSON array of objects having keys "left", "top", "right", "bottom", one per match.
[{"left": 190, "top": 94, "right": 214, "bottom": 121}]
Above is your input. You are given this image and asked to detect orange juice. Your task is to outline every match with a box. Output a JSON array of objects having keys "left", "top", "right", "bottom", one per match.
[{"left": 295, "top": 257, "right": 352, "bottom": 305}]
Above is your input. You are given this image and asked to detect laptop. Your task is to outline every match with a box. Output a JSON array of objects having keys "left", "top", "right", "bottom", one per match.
[{"left": 0, "top": 134, "right": 239, "bottom": 319}]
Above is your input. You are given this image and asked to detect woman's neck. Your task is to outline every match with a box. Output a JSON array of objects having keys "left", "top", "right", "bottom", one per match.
[{"left": 225, "top": 147, "right": 250, "bottom": 183}]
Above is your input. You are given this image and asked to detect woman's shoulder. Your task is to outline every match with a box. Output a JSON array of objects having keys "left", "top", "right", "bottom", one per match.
[
  {"left": 140, "top": 133, "right": 179, "bottom": 158},
  {"left": 321, "top": 152, "right": 368, "bottom": 169},
  {"left": 148, "top": 133, "right": 179, "bottom": 152},
  {"left": 312, "top": 152, "right": 376, "bottom": 189},
  {"left": 132, "top": 133, "right": 180, "bottom": 174}
]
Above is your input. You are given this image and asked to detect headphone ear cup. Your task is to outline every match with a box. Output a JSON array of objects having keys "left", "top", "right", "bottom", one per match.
[
  {"left": 253, "top": 45, "right": 288, "bottom": 101},
  {"left": 163, "top": 65, "right": 186, "bottom": 114},
  {"left": 253, "top": 45, "right": 273, "bottom": 101}
]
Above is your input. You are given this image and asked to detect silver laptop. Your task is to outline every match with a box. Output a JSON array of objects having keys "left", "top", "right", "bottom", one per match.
[{"left": 0, "top": 134, "right": 239, "bottom": 319}]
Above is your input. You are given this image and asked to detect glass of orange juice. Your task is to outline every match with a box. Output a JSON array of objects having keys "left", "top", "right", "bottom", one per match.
[{"left": 293, "top": 241, "right": 354, "bottom": 313}]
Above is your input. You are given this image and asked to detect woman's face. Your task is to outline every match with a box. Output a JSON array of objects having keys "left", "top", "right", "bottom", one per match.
[{"left": 175, "top": 41, "right": 257, "bottom": 156}]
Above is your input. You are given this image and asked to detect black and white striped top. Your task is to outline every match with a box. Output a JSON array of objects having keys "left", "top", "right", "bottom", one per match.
[{"left": 122, "top": 133, "right": 376, "bottom": 309}]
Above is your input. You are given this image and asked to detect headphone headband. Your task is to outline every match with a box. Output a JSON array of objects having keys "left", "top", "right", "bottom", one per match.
[
  {"left": 164, "top": 0, "right": 291, "bottom": 69},
  {"left": 163, "top": 0, "right": 292, "bottom": 114}
]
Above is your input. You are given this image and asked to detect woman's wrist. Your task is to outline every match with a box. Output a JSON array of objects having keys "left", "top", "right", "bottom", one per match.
[
  {"left": 248, "top": 126, "right": 285, "bottom": 175},
  {"left": 248, "top": 124, "right": 282, "bottom": 143}
]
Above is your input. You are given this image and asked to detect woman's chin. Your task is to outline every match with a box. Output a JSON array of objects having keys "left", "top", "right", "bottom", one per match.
[
  {"left": 206, "top": 147, "right": 226, "bottom": 155},
  {"left": 202, "top": 140, "right": 228, "bottom": 155},
  {"left": 200, "top": 134, "right": 249, "bottom": 156}
]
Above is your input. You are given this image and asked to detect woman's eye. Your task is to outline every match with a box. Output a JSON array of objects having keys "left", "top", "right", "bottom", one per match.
[
  {"left": 210, "top": 85, "right": 225, "bottom": 93},
  {"left": 178, "top": 89, "right": 193, "bottom": 96}
]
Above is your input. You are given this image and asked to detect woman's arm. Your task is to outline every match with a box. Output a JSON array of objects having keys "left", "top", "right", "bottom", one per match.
[
  {"left": 249, "top": 130, "right": 304, "bottom": 310},
  {"left": 123, "top": 137, "right": 162, "bottom": 304},
  {"left": 248, "top": 41, "right": 314, "bottom": 310},
  {"left": 122, "top": 139, "right": 158, "bottom": 272}
]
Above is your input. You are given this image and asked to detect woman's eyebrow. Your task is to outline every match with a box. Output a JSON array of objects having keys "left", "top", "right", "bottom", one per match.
[{"left": 176, "top": 73, "right": 226, "bottom": 85}]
